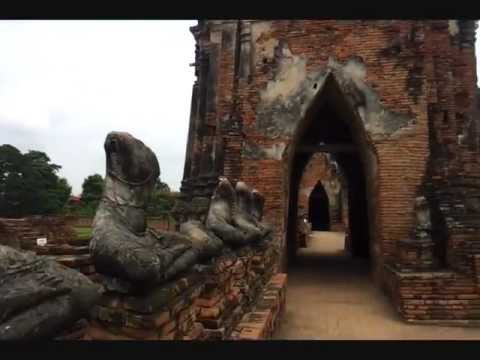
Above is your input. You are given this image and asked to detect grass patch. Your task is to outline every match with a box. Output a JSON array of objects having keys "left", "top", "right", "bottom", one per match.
[{"left": 74, "top": 227, "right": 92, "bottom": 240}]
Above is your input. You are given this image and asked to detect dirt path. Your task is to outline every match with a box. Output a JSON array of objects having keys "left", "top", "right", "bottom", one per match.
[{"left": 273, "top": 231, "right": 480, "bottom": 340}]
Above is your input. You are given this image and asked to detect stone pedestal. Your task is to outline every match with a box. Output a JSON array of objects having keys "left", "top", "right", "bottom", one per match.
[
  {"left": 395, "top": 238, "right": 438, "bottom": 271},
  {"left": 85, "top": 274, "right": 206, "bottom": 340},
  {"left": 83, "top": 240, "right": 283, "bottom": 341},
  {"left": 395, "top": 196, "right": 439, "bottom": 271},
  {"left": 230, "top": 273, "right": 287, "bottom": 340}
]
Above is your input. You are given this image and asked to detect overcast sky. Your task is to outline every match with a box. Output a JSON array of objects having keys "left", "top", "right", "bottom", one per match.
[
  {"left": 0, "top": 20, "right": 196, "bottom": 195},
  {"left": 0, "top": 21, "right": 479, "bottom": 195}
]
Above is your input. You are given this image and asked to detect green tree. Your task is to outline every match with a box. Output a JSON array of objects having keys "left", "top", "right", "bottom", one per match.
[
  {"left": 47, "top": 177, "right": 72, "bottom": 214},
  {"left": 0, "top": 145, "right": 25, "bottom": 217},
  {"left": 155, "top": 180, "right": 170, "bottom": 193},
  {"left": 146, "top": 179, "right": 176, "bottom": 217},
  {"left": 81, "top": 174, "right": 104, "bottom": 204},
  {"left": 0, "top": 145, "right": 72, "bottom": 217},
  {"left": 78, "top": 174, "right": 104, "bottom": 216}
]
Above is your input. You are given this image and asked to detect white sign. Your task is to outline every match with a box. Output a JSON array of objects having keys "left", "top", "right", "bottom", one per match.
[{"left": 36, "top": 238, "right": 48, "bottom": 246}]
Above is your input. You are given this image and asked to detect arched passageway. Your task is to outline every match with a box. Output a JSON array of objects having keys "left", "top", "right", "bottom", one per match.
[
  {"left": 308, "top": 181, "right": 330, "bottom": 231},
  {"left": 279, "top": 74, "right": 382, "bottom": 338},
  {"left": 286, "top": 74, "right": 377, "bottom": 265}
]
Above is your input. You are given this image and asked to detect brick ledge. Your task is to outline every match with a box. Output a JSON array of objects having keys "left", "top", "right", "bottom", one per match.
[{"left": 404, "top": 319, "right": 480, "bottom": 327}]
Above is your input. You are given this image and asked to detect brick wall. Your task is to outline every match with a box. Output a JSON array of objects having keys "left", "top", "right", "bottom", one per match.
[
  {"left": 0, "top": 216, "right": 95, "bottom": 279},
  {"left": 180, "top": 20, "right": 480, "bottom": 323},
  {"left": 0, "top": 216, "right": 76, "bottom": 250},
  {"left": 84, "top": 240, "right": 287, "bottom": 340},
  {"left": 65, "top": 216, "right": 177, "bottom": 232},
  {"left": 185, "top": 21, "right": 433, "bottom": 274},
  {"left": 385, "top": 265, "right": 480, "bottom": 323}
]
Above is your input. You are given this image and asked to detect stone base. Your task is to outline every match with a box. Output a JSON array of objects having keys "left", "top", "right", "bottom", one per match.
[
  {"left": 384, "top": 264, "right": 480, "bottom": 323},
  {"left": 230, "top": 273, "right": 287, "bottom": 340},
  {"left": 195, "top": 242, "right": 279, "bottom": 340},
  {"left": 85, "top": 274, "right": 205, "bottom": 340},
  {"left": 82, "top": 239, "right": 284, "bottom": 340},
  {"left": 395, "top": 238, "right": 438, "bottom": 272},
  {"left": 404, "top": 319, "right": 480, "bottom": 327}
]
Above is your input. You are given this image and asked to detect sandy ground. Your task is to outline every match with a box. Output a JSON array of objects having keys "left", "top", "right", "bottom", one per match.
[{"left": 273, "top": 231, "right": 480, "bottom": 340}]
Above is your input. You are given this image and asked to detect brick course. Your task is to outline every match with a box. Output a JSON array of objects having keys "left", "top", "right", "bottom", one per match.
[{"left": 84, "top": 239, "right": 286, "bottom": 340}]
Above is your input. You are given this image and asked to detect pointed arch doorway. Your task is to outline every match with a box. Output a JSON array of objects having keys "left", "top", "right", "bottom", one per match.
[
  {"left": 275, "top": 71, "right": 382, "bottom": 339},
  {"left": 285, "top": 72, "right": 378, "bottom": 272}
]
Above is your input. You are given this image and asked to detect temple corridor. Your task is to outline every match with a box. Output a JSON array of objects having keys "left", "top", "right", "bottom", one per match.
[{"left": 274, "top": 231, "right": 480, "bottom": 340}]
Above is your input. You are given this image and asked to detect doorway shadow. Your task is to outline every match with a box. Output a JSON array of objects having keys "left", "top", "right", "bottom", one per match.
[{"left": 293, "top": 231, "right": 370, "bottom": 279}]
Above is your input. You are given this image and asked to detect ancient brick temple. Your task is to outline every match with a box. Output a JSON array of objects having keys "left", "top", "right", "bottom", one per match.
[{"left": 178, "top": 20, "right": 480, "bottom": 323}]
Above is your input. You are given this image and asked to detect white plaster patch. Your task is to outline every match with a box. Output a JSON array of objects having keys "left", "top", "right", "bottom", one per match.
[
  {"left": 263, "top": 142, "right": 287, "bottom": 160},
  {"left": 364, "top": 111, "right": 388, "bottom": 137},
  {"left": 343, "top": 59, "right": 367, "bottom": 83},
  {"left": 260, "top": 55, "right": 307, "bottom": 103},
  {"left": 388, "top": 124, "right": 417, "bottom": 140},
  {"left": 327, "top": 57, "right": 343, "bottom": 71},
  {"left": 210, "top": 30, "right": 222, "bottom": 44},
  {"left": 251, "top": 21, "right": 273, "bottom": 44},
  {"left": 257, "top": 38, "right": 279, "bottom": 61},
  {"left": 327, "top": 56, "right": 367, "bottom": 85},
  {"left": 448, "top": 20, "right": 460, "bottom": 36},
  {"left": 251, "top": 22, "right": 278, "bottom": 66},
  {"left": 257, "top": 51, "right": 415, "bottom": 141}
]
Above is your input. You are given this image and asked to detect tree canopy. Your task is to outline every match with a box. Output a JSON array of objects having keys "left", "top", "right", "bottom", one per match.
[
  {"left": 0, "top": 144, "right": 71, "bottom": 218},
  {"left": 146, "top": 179, "right": 176, "bottom": 217},
  {"left": 0, "top": 144, "right": 178, "bottom": 219},
  {"left": 81, "top": 174, "right": 104, "bottom": 204},
  {"left": 67, "top": 174, "right": 105, "bottom": 217}
]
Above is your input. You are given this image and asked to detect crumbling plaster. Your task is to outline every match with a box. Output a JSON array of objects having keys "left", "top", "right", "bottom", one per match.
[{"left": 245, "top": 36, "right": 418, "bottom": 160}]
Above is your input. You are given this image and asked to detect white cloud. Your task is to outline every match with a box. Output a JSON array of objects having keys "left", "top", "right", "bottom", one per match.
[{"left": 0, "top": 20, "right": 196, "bottom": 195}]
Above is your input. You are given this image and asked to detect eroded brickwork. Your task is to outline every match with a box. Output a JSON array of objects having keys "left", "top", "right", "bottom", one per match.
[
  {"left": 85, "top": 243, "right": 285, "bottom": 340},
  {"left": 0, "top": 216, "right": 75, "bottom": 250},
  {"left": 180, "top": 20, "right": 480, "bottom": 323},
  {"left": 0, "top": 216, "right": 96, "bottom": 279}
]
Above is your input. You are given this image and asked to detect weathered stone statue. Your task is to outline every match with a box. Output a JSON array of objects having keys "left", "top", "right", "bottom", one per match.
[
  {"left": 251, "top": 189, "right": 265, "bottom": 223},
  {"left": 251, "top": 189, "right": 273, "bottom": 238},
  {"left": 233, "top": 182, "right": 266, "bottom": 243},
  {"left": 415, "top": 196, "right": 432, "bottom": 232},
  {"left": 205, "top": 177, "right": 251, "bottom": 247},
  {"left": 179, "top": 220, "right": 224, "bottom": 260},
  {"left": 0, "top": 245, "right": 102, "bottom": 340},
  {"left": 413, "top": 195, "right": 434, "bottom": 243},
  {"left": 205, "top": 177, "right": 270, "bottom": 247},
  {"left": 91, "top": 131, "right": 274, "bottom": 292},
  {"left": 90, "top": 132, "right": 198, "bottom": 290}
]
